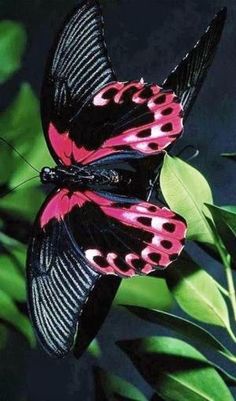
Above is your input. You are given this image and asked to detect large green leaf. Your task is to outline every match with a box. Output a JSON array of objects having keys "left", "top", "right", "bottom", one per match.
[
  {"left": 160, "top": 155, "right": 214, "bottom": 244},
  {"left": 166, "top": 253, "right": 230, "bottom": 328},
  {"left": 0, "top": 21, "right": 26, "bottom": 83},
  {"left": 117, "top": 337, "right": 234, "bottom": 401},
  {"left": 0, "top": 254, "right": 26, "bottom": 302},
  {"left": 94, "top": 367, "right": 148, "bottom": 401},
  {"left": 0, "top": 289, "right": 35, "bottom": 346},
  {"left": 0, "top": 185, "right": 44, "bottom": 221},
  {"left": 0, "top": 83, "right": 52, "bottom": 187},
  {"left": 125, "top": 306, "right": 234, "bottom": 362},
  {"left": 114, "top": 277, "right": 172, "bottom": 311}
]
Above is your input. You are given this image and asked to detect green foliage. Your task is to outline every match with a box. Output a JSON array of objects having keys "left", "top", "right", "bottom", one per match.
[
  {"left": 94, "top": 367, "right": 148, "bottom": 401},
  {"left": 87, "top": 339, "right": 102, "bottom": 358},
  {"left": 0, "top": 21, "right": 26, "bottom": 83},
  {"left": 160, "top": 155, "right": 214, "bottom": 244},
  {"left": 117, "top": 337, "right": 234, "bottom": 401},
  {"left": 166, "top": 252, "right": 230, "bottom": 328},
  {"left": 125, "top": 306, "right": 235, "bottom": 362},
  {"left": 114, "top": 277, "right": 172, "bottom": 310}
]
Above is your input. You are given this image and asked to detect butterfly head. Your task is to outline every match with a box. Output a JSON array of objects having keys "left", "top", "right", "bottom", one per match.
[{"left": 40, "top": 167, "right": 57, "bottom": 184}]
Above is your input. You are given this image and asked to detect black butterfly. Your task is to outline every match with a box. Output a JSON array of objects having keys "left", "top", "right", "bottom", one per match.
[{"left": 26, "top": 0, "right": 226, "bottom": 357}]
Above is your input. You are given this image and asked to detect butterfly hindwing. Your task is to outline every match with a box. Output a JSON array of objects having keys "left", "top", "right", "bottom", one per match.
[{"left": 38, "top": 189, "right": 186, "bottom": 278}]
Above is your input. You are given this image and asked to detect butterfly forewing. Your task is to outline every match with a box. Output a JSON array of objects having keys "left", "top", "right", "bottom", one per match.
[{"left": 41, "top": 0, "right": 116, "bottom": 162}]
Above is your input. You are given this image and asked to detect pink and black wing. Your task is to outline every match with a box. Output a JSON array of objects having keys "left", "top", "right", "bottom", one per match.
[
  {"left": 27, "top": 189, "right": 186, "bottom": 355},
  {"left": 40, "top": 0, "right": 184, "bottom": 167},
  {"left": 48, "top": 80, "right": 184, "bottom": 166},
  {"left": 27, "top": 190, "right": 120, "bottom": 357},
  {"left": 41, "top": 0, "right": 116, "bottom": 163},
  {"left": 163, "top": 8, "right": 227, "bottom": 119},
  {"left": 39, "top": 189, "right": 186, "bottom": 277}
]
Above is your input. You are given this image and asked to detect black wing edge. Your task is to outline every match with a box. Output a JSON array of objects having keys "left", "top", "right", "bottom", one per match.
[
  {"left": 41, "top": 0, "right": 116, "bottom": 136},
  {"left": 73, "top": 275, "right": 121, "bottom": 359},
  {"left": 162, "top": 7, "right": 227, "bottom": 119}
]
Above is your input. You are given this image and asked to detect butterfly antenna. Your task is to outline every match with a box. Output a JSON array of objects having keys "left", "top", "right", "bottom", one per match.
[
  {"left": 176, "top": 145, "right": 199, "bottom": 161},
  {"left": 0, "top": 137, "right": 40, "bottom": 173},
  {"left": 0, "top": 175, "right": 39, "bottom": 198}
]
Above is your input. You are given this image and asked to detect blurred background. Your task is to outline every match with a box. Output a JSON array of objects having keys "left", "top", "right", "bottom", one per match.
[{"left": 0, "top": 0, "right": 236, "bottom": 400}]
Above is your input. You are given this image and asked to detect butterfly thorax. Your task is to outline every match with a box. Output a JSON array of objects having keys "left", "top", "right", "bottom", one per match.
[{"left": 40, "top": 165, "right": 129, "bottom": 189}]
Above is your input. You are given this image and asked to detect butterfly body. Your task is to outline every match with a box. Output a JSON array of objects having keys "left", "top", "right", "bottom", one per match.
[{"left": 40, "top": 165, "right": 123, "bottom": 189}]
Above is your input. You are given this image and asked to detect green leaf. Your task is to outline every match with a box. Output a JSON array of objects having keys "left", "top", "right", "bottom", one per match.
[
  {"left": 160, "top": 154, "right": 214, "bottom": 244},
  {"left": 117, "top": 336, "right": 234, "bottom": 401},
  {"left": 125, "top": 306, "right": 234, "bottom": 362},
  {"left": 0, "top": 185, "right": 44, "bottom": 221},
  {"left": 0, "top": 254, "right": 26, "bottom": 302},
  {"left": 94, "top": 367, "right": 148, "bottom": 401},
  {"left": 206, "top": 204, "right": 236, "bottom": 234},
  {"left": 0, "top": 144, "right": 14, "bottom": 184},
  {"left": 0, "top": 83, "right": 52, "bottom": 187},
  {"left": 223, "top": 206, "right": 236, "bottom": 214},
  {"left": 87, "top": 339, "right": 102, "bottom": 358},
  {"left": 0, "top": 289, "right": 35, "bottom": 347},
  {"left": 0, "top": 232, "right": 26, "bottom": 270},
  {"left": 0, "top": 21, "right": 26, "bottom": 83},
  {"left": 166, "top": 253, "right": 230, "bottom": 328},
  {"left": 114, "top": 277, "right": 172, "bottom": 311}
]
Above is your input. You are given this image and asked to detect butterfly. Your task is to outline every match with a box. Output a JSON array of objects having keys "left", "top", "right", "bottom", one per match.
[{"left": 26, "top": 0, "right": 227, "bottom": 357}]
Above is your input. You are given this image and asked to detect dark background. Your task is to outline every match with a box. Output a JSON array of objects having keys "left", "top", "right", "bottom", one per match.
[{"left": 0, "top": 0, "right": 235, "bottom": 400}]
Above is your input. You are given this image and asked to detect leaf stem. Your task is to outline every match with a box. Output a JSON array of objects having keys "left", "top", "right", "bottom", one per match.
[
  {"left": 213, "top": 279, "right": 230, "bottom": 298},
  {"left": 217, "top": 243, "right": 236, "bottom": 321}
]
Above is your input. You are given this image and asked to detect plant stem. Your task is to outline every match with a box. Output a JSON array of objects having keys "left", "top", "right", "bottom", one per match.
[
  {"left": 226, "top": 323, "right": 236, "bottom": 343},
  {"left": 213, "top": 279, "right": 230, "bottom": 297},
  {"left": 217, "top": 243, "right": 236, "bottom": 321}
]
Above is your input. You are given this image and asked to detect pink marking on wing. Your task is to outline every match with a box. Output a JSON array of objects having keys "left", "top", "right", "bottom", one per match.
[
  {"left": 106, "top": 253, "right": 135, "bottom": 277},
  {"left": 40, "top": 189, "right": 88, "bottom": 228},
  {"left": 148, "top": 92, "right": 178, "bottom": 111},
  {"left": 85, "top": 249, "right": 115, "bottom": 274},
  {"left": 114, "top": 82, "right": 143, "bottom": 104},
  {"left": 104, "top": 116, "right": 182, "bottom": 148},
  {"left": 48, "top": 123, "right": 72, "bottom": 166},
  {"left": 141, "top": 246, "right": 170, "bottom": 266},
  {"left": 141, "top": 264, "right": 155, "bottom": 274},
  {"left": 132, "top": 84, "right": 161, "bottom": 104},
  {"left": 125, "top": 254, "right": 154, "bottom": 275},
  {"left": 93, "top": 82, "right": 124, "bottom": 106},
  {"left": 48, "top": 123, "right": 100, "bottom": 165},
  {"left": 84, "top": 191, "right": 113, "bottom": 206},
  {"left": 80, "top": 148, "right": 120, "bottom": 165},
  {"left": 98, "top": 205, "right": 186, "bottom": 240}
]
